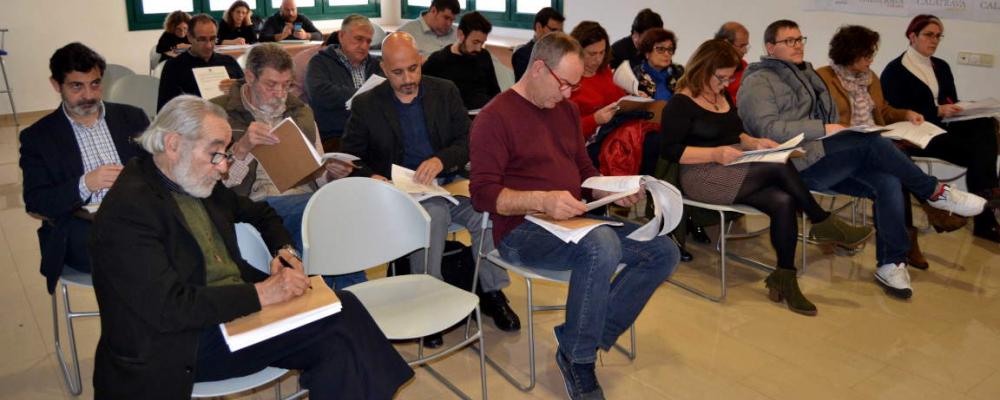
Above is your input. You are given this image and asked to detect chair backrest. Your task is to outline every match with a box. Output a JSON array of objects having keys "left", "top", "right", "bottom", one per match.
[
  {"left": 105, "top": 74, "right": 159, "bottom": 120},
  {"left": 102, "top": 64, "right": 136, "bottom": 94},
  {"left": 302, "top": 177, "right": 431, "bottom": 276},
  {"left": 148, "top": 45, "right": 160, "bottom": 73},
  {"left": 151, "top": 61, "right": 166, "bottom": 78},
  {"left": 234, "top": 223, "right": 272, "bottom": 275},
  {"left": 236, "top": 52, "right": 249, "bottom": 70}
]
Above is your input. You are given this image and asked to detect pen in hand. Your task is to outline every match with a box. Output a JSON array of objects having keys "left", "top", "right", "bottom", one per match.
[{"left": 278, "top": 253, "right": 312, "bottom": 290}]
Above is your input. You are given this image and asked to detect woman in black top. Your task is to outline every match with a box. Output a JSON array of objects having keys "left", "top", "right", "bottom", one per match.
[
  {"left": 881, "top": 14, "right": 999, "bottom": 243},
  {"left": 156, "top": 10, "right": 191, "bottom": 64},
  {"left": 661, "top": 39, "right": 873, "bottom": 316},
  {"left": 219, "top": 1, "right": 259, "bottom": 45}
]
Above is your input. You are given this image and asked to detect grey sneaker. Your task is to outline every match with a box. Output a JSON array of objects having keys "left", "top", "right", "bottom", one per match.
[
  {"left": 927, "top": 185, "right": 986, "bottom": 217},
  {"left": 555, "top": 350, "right": 605, "bottom": 400},
  {"left": 875, "top": 263, "right": 913, "bottom": 299}
]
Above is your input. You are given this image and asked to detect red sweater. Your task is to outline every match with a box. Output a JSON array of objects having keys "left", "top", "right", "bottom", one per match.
[
  {"left": 470, "top": 90, "right": 600, "bottom": 244},
  {"left": 569, "top": 66, "right": 625, "bottom": 140},
  {"left": 726, "top": 59, "right": 748, "bottom": 101}
]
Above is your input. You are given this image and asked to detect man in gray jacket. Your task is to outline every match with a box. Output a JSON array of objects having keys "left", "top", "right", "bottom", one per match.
[
  {"left": 306, "top": 15, "right": 382, "bottom": 150},
  {"left": 737, "top": 19, "right": 985, "bottom": 300}
]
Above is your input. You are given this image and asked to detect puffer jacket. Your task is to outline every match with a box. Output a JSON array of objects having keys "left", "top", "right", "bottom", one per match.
[{"left": 736, "top": 57, "right": 838, "bottom": 170}]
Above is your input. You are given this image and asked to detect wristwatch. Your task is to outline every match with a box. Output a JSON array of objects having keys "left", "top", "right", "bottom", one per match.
[{"left": 277, "top": 245, "right": 300, "bottom": 260}]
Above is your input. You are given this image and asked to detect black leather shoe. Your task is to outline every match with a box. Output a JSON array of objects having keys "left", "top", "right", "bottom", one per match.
[
  {"left": 423, "top": 333, "right": 443, "bottom": 349},
  {"left": 688, "top": 221, "right": 711, "bottom": 244},
  {"left": 480, "top": 290, "right": 521, "bottom": 332},
  {"left": 678, "top": 244, "right": 694, "bottom": 262},
  {"left": 973, "top": 224, "right": 1000, "bottom": 244}
]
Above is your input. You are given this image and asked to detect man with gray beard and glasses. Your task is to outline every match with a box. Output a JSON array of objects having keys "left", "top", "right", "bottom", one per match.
[
  {"left": 19, "top": 42, "right": 149, "bottom": 294},
  {"left": 88, "top": 95, "right": 413, "bottom": 399}
]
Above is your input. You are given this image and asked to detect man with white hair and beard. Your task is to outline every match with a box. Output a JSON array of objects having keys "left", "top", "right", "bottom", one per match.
[
  {"left": 421, "top": 11, "right": 500, "bottom": 110},
  {"left": 88, "top": 95, "right": 413, "bottom": 399},
  {"left": 19, "top": 42, "right": 149, "bottom": 294},
  {"left": 213, "top": 43, "right": 360, "bottom": 289}
]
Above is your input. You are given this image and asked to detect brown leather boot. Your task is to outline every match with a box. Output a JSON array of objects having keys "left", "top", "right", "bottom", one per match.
[
  {"left": 906, "top": 227, "right": 929, "bottom": 270},
  {"left": 920, "top": 202, "right": 968, "bottom": 233}
]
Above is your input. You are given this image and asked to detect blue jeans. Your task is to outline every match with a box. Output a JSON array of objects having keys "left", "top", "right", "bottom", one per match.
[
  {"left": 264, "top": 193, "right": 367, "bottom": 289},
  {"left": 498, "top": 218, "right": 679, "bottom": 364},
  {"left": 798, "top": 133, "right": 938, "bottom": 265}
]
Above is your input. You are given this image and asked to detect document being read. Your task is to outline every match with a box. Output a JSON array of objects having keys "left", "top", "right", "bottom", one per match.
[
  {"left": 345, "top": 74, "right": 387, "bottom": 110},
  {"left": 192, "top": 66, "right": 231, "bottom": 100},
  {"left": 221, "top": 276, "right": 341, "bottom": 352},
  {"left": 879, "top": 121, "right": 946, "bottom": 149},
  {"left": 526, "top": 175, "right": 684, "bottom": 243},
  {"left": 943, "top": 98, "right": 1000, "bottom": 123},
  {"left": 726, "top": 133, "right": 805, "bottom": 165},
  {"left": 390, "top": 165, "right": 459, "bottom": 205}
]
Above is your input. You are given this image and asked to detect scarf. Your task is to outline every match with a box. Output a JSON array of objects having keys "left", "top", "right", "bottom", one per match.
[
  {"left": 832, "top": 64, "right": 875, "bottom": 127},
  {"left": 902, "top": 46, "right": 939, "bottom": 104}
]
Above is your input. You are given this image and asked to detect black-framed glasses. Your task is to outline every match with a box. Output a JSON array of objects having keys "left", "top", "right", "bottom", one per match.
[
  {"left": 714, "top": 73, "right": 735, "bottom": 86},
  {"left": 543, "top": 63, "right": 581, "bottom": 92},
  {"left": 210, "top": 151, "right": 235, "bottom": 165},
  {"left": 653, "top": 45, "right": 676, "bottom": 55},
  {"left": 773, "top": 36, "right": 807, "bottom": 47}
]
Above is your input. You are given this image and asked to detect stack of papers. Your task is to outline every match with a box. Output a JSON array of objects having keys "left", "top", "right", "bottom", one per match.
[
  {"left": 943, "top": 98, "right": 1000, "bottom": 123},
  {"left": 526, "top": 175, "right": 684, "bottom": 243},
  {"left": 612, "top": 60, "right": 639, "bottom": 95},
  {"left": 221, "top": 276, "right": 341, "bottom": 352},
  {"left": 345, "top": 75, "right": 387, "bottom": 110},
  {"left": 727, "top": 133, "right": 805, "bottom": 165},
  {"left": 390, "top": 165, "right": 459, "bottom": 205},
  {"left": 879, "top": 121, "right": 946, "bottom": 149},
  {"left": 192, "top": 66, "right": 231, "bottom": 100}
]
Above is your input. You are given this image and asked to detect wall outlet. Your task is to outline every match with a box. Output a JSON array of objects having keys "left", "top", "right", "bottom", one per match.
[{"left": 958, "top": 52, "right": 995, "bottom": 67}]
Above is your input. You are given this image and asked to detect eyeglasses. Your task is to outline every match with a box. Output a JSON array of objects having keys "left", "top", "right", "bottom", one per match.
[
  {"left": 259, "top": 80, "right": 292, "bottom": 94},
  {"left": 920, "top": 32, "right": 944, "bottom": 40},
  {"left": 210, "top": 151, "right": 235, "bottom": 165},
  {"left": 193, "top": 35, "right": 218, "bottom": 44},
  {"left": 714, "top": 73, "right": 735, "bottom": 86},
  {"left": 734, "top": 43, "right": 751, "bottom": 51},
  {"left": 773, "top": 36, "right": 807, "bottom": 47},
  {"left": 543, "top": 63, "right": 581, "bottom": 92},
  {"left": 653, "top": 45, "right": 676, "bottom": 55}
]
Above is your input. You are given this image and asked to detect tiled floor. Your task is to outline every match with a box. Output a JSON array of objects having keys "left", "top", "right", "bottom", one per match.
[{"left": 2, "top": 115, "right": 999, "bottom": 399}]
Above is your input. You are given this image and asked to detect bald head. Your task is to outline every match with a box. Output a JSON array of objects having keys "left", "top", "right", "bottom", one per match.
[
  {"left": 716, "top": 21, "right": 750, "bottom": 57},
  {"left": 280, "top": 0, "right": 298, "bottom": 21},
  {"left": 380, "top": 32, "right": 422, "bottom": 102}
]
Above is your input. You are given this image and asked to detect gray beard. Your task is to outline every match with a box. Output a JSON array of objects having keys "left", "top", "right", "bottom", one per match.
[{"left": 174, "top": 150, "right": 217, "bottom": 198}]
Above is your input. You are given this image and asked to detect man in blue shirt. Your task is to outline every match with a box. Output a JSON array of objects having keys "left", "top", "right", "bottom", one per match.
[{"left": 340, "top": 32, "right": 520, "bottom": 341}]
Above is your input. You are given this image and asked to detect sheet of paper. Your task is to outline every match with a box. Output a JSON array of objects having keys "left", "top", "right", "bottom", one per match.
[
  {"left": 525, "top": 215, "right": 623, "bottom": 244},
  {"left": 954, "top": 98, "right": 1000, "bottom": 112},
  {"left": 390, "top": 165, "right": 459, "bottom": 205},
  {"left": 192, "top": 66, "right": 231, "bottom": 100},
  {"left": 880, "top": 121, "right": 946, "bottom": 149},
  {"left": 467, "top": 108, "right": 482, "bottom": 116},
  {"left": 818, "top": 125, "right": 889, "bottom": 140},
  {"left": 942, "top": 99, "right": 1000, "bottom": 122},
  {"left": 727, "top": 148, "right": 803, "bottom": 165},
  {"left": 220, "top": 276, "right": 341, "bottom": 352},
  {"left": 735, "top": 133, "right": 804, "bottom": 157},
  {"left": 345, "top": 74, "right": 387, "bottom": 110},
  {"left": 319, "top": 152, "right": 360, "bottom": 166},
  {"left": 618, "top": 95, "right": 653, "bottom": 103},
  {"left": 612, "top": 60, "right": 639, "bottom": 95}
]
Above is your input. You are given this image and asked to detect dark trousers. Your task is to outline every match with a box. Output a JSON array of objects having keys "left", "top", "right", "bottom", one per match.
[
  {"left": 194, "top": 290, "right": 413, "bottom": 400},
  {"left": 904, "top": 117, "right": 999, "bottom": 229}
]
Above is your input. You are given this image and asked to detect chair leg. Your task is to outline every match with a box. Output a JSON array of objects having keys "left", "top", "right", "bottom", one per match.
[
  {"left": 667, "top": 210, "right": 727, "bottom": 302},
  {"left": 481, "top": 278, "right": 536, "bottom": 391},
  {"left": 52, "top": 284, "right": 83, "bottom": 396},
  {"left": 611, "top": 323, "right": 637, "bottom": 360},
  {"left": 801, "top": 212, "right": 808, "bottom": 275},
  {"left": 477, "top": 307, "right": 488, "bottom": 400},
  {"left": 0, "top": 58, "right": 17, "bottom": 127}
]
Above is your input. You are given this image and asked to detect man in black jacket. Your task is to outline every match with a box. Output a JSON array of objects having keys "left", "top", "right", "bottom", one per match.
[
  {"left": 341, "top": 32, "right": 520, "bottom": 335},
  {"left": 259, "top": 0, "right": 323, "bottom": 42},
  {"left": 307, "top": 14, "right": 382, "bottom": 149},
  {"left": 89, "top": 95, "right": 412, "bottom": 399},
  {"left": 511, "top": 7, "right": 564, "bottom": 81},
  {"left": 19, "top": 42, "right": 148, "bottom": 294},
  {"left": 422, "top": 11, "right": 500, "bottom": 111},
  {"left": 157, "top": 14, "right": 244, "bottom": 110}
]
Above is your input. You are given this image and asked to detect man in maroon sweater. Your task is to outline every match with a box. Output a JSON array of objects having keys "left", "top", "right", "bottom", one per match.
[{"left": 469, "top": 32, "right": 679, "bottom": 400}]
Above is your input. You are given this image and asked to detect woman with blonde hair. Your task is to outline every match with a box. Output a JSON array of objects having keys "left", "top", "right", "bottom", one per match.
[{"left": 219, "top": 1, "right": 258, "bottom": 45}]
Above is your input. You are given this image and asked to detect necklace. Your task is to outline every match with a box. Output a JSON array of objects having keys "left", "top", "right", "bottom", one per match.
[{"left": 702, "top": 92, "right": 721, "bottom": 111}]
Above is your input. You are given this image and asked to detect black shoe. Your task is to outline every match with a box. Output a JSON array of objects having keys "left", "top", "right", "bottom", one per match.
[
  {"left": 479, "top": 290, "right": 521, "bottom": 332},
  {"left": 973, "top": 224, "right": 1000, "bottom": 244},
  {"left": 422, "top": 332, "right": 443, "bottom": 349},
  {"left": 555, "top": 350, "right": 605, "bottom": 400},
  {"left": 678, "top": 244, "right": 693, "bottom": 262},
  {"left": 688, "top": 221, "right": 711, "bottom": 244}
]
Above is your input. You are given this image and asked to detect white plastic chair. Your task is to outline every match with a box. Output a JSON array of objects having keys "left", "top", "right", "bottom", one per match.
[
  {"left": 51, "top": 267, "right": 99, "bottom": 396},
  {"left": 148, "top": 45, "right": 160, "bottom": 74},
  {"left": 101, "top": 64, "right": 135, "bottom": 95},
  {"left": 301, "top": 177, "right": 487, "bottom": 399},
  {"left": 912, "top": 156, "right": 968, "bottom": 184},
  {"left": 151, "top": 61, "right": 166, "bottom": 79},
  {"left": 190, "top": 224, "right": 308, "bottom": 399},
  {"left": 104, "top": 74, "right": 159, "bottom": 120},
  {"left": 472, "top": 212, "right": 636, "bottom": 392}
]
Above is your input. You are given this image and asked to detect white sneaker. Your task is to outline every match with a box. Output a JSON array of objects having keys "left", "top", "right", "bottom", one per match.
[
  {"left": 927, "top": 185, "right": 986, "bottom": 217},
  {"left": 875, "top": 263, "right": 913, "bottom": 299}
]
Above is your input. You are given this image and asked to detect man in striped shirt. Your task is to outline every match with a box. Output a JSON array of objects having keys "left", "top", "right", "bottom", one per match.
[{"left": 19, "top": 42, "right": 149, "bottom": 293}]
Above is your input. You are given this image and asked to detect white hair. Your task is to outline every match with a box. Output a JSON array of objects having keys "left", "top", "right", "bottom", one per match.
[{"left": 137, "top": 95, "right": 228, "bottom": 154}]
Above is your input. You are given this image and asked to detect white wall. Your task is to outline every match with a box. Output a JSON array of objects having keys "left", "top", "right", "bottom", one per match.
[
  {"left": 0, "top": 0, "right": 399, "bottom": 115},
  {"left": 1, "top": 0, "right": 997, "bottom": 115}
]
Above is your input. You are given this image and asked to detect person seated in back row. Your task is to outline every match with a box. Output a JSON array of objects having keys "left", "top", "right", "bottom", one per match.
[
  {"left": 157, "top": 14, "right": 244, "bottom": 110},
  {"left": 218, "top": 1, "right": 259, "bottom": 45},
  {"left": 511, "top": 7, "right": 565, "bottom": 81},
  {"left": 422, "top": 11, "right": 501, "bottom": 111},
  {"left": 259, "top": 0, "right": 322, "bottom": 42}
]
